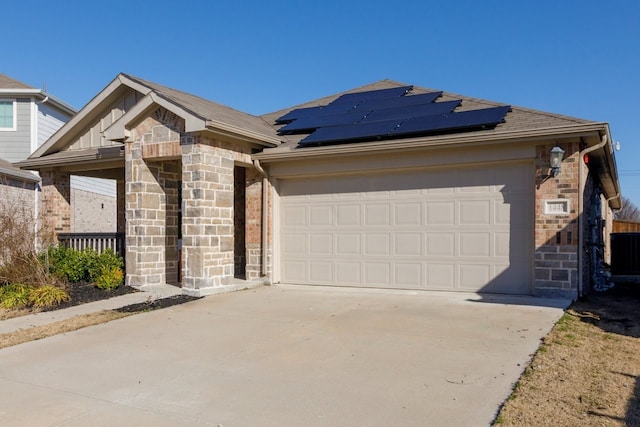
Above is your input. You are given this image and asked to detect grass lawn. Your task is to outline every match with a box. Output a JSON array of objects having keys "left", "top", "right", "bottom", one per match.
[{"left": 495, "top": 283, "right": 640, "bottom": 426}]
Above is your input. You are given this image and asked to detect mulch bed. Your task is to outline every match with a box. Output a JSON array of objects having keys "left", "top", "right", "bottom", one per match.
[
  {"left": 47, "top": 282, "right": 201, "bottom": 314},
  {"left": 43, "top": 282, "right": 139, "bottom": 311}
]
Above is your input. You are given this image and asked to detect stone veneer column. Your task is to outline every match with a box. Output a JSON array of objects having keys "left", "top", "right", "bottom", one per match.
[
  {"left": 40, "top": 169, "right": 71, "bottom": 233},
  {"left": 181, "top": 142, "right": 235, "bottom": 295},
  {"left": 125, "top": 139, "right": 166, "bottom": 287},
  {"left": 534, "top": 141, "right": 580, "bottom": 298}
]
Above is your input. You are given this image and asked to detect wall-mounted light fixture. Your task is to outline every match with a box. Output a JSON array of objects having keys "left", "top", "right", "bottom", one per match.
[{"left": 550, "top": 146, "right": 565, "bottom": 177}]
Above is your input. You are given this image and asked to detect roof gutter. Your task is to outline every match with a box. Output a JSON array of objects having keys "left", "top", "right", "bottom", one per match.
[
  {"left": 254, "top": 122, "right": 610, "bottom": 162},
  {"left": 0, "top": 89, "right": 77, "bottom": 115}
]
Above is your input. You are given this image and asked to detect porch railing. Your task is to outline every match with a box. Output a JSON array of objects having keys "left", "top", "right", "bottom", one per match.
[{"left": 57, "top": 233, "right": 125, "bottom": 259}]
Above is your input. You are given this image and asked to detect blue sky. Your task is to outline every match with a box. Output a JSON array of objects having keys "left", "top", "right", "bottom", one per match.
[{"left": 5, "top": 1, "right": 639, "bottom": 204}]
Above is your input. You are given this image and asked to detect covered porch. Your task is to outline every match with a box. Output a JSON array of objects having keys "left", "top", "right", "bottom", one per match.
[{"left": 17, "top": 74, "right": 279, "bottom": 296}]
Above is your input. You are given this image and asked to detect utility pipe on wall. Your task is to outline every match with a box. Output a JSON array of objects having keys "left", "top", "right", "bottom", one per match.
[
  {"left": 578, "top": 134, "right": 608, "bottom": 297},
  {"left": 253, "top": 159, "right": 270, "bottom": 282}
]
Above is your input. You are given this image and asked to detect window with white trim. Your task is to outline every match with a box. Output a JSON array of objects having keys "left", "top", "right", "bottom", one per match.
[{"left": 0, "top": 99, "right": 16, "bottom": 130}]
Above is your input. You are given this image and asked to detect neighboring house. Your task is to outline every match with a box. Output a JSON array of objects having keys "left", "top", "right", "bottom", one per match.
[
  {"left": 0, "top": 74, "right": 117, "bottom": 232},
  {"left": 17, "top": 73, "right": 621, "bottom": 299},
  {"left": 0, "top": 157, "right": 40, "bottom": 214}
]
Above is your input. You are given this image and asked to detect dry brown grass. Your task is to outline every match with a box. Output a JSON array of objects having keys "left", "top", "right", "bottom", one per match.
[
  {"left": 0, "top": 310, "right": 131, "bottom": 349},
  {"left": 495, "top": 286, "right": 640, "bottom": 426}
]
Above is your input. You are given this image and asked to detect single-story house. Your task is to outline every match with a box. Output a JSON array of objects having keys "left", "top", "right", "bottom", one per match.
[{"left": 17, "top": 74, "right": 621, "bottom": 299}]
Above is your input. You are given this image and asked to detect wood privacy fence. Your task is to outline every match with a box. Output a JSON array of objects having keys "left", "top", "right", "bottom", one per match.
[
  {"left": 610, "top": 232, "right": 640, "bottom": 276},
  {"left": 57, "top": 233, "right": 125, "bottom": 259},
  {"left": 613, "top": 220, "right": 640, "bottom": 233}
]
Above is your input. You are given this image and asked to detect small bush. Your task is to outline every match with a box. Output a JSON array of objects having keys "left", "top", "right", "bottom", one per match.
[
  {"left": 0, "top": 283, "right": 32, "bottom": 309},
  {"left": 88, "top": 249, "right": 123, "bottom": 283},
  {"left": 46, "top": 246, "right": 87, "bottom": 282},
  {"left": 28, "top": 285, "right": 70, "bottom": 308},
  {"left": 45, "top": 247, "right": 124, "bottom": 285},
  {"left": 95, "top": 267, "right": 124, "bottom": 290}
]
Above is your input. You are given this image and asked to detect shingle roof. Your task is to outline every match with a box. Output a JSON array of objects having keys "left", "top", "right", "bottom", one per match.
[
  {"left": 122, "top": 74, "right": 278, "bottom": 142},
  {"left": 0, "top": 158, "right": 39, "bottom": 182},
  {"left": 0, "top": 74, "right": 34, "bottom": 89},
  {"left": 260, "top": 79, "right": 593, "bottom": 148}
]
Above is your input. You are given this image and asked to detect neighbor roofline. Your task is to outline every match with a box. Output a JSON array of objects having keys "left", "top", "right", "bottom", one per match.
[
  {"left": 0, "top": 88, "right": 77, "bottom": 115},
  {"left": 0, "top": 165, "right": 40, "bottom": 182}
]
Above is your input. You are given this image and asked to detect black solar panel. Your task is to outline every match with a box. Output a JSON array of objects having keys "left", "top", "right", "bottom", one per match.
[
  {"left": 355, "top": 92, "right": 442, "bottom": 111},
  {"left": 275, "top": 84, "right": 511, "bottom": 147},
  {"left": 360, "top": 100, "right": 460, "bottom": 123},
  {"left": 329, "top": 85, "right": 413, "bottom": 105},
  {"left": 275, "top": 104, "right": 354, "bottom": 124},
  {"left": 396, "top": 106, "right": 510, "bottom": 134},
  {"left": 279, "top": 110, "right": 370, "bottom": 134},
  {"left": 299, "top": 120, "right": 400, "bottom": 146}
]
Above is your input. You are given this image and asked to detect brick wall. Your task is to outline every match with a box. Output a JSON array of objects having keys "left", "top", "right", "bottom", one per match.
[
  {"left": 534, "top": 141, "right": 581, "bottom": 297},
  {"left": 71, "top": 188, "right": 117, "bottom": 232},
  {"left": 40, "top": 169, "right": 71, "bottom": 233}
]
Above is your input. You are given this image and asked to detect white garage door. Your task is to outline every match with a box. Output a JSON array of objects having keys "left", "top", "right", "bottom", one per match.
[{"left": 278, "top": 163, "right": 533, "bottom": 294}]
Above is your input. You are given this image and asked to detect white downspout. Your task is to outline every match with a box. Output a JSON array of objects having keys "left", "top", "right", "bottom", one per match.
[
  {"left": 253, "top": 159, "right": 270, "bottom": 283},
  {"left": 578, "top": 134, "right": 609, "bottom": 296}
]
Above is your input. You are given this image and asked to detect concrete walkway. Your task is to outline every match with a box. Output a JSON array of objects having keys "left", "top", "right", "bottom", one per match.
[
  {"left": 0, "top": 284, "right": 183, "bottom": 335},
  {"left": 0, "top": 285, "right": 570, "bottom": 426}
]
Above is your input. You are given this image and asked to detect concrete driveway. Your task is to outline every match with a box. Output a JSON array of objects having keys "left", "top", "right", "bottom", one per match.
[{"left": 0, "top": 285, "right": 568, "bottom": 426}]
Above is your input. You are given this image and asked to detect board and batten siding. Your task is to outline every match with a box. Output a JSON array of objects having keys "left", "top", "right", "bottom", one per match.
[
  {"left": 0, "top": 98, "right": 32, "bottom": 163},
  {"left": 68, "top": 89, "right": 140, "bottom": 151}
]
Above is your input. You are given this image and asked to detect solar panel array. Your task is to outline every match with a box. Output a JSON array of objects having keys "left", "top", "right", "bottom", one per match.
[{"left": 275, "top": 86, "right": 511, "bottom": 148}]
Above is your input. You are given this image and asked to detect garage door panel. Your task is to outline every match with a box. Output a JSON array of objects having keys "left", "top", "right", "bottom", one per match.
[
  {"left": 396, "top": 263, "right": 422, "bottom": 287},
  {"left": 282, "top": 261, "right": 307, "bottom": 282},
  {"left": 279, "top": 163, "right": 533, "bottom": 294},
  {"left": 282, "top": 233, "right": 307, "bottom": 254},
  {"left": 336, "top": 205, "right": 361, "bottom": 226},
  {"left": 427, "top": 264, "right": 456, "bottom": 288},
  {"left": 310, "top": 206, "right": 333, "bottom": 226},
  {"left": 365, "top": 263, "right": 391, "bottom": 285},
  {"left": 309, "top": 233, "right": 333, "bottom": 255},
  {"left": 336, "top": 262, "right": 361, "bottom": 284},
  {"left": 283, "top": 205, "right": 307, "bottom": 226},
  {"left": 395, "top": 233, "right": 422, "bottom": 256},
  {"left": 337, "top": 234, "right": 361, "bottom": 255},
  {"left": 459, "top": 264, "right": 491, "bottom": 289},
  {"left": 365, "top": 234, "right": 390, "bottom": 255},
  {"left": 426, "top": 233, "right": 455, "bottom": 257},
  {"left": 310, "top": 262, "right": 332, "bottom": 282},
  {"left": 395, "top": 202, "right": 422, "bottom": 226},
  {"left": 460, "top": 200, "right": 491, "bottom": 225},
  {"left": 460, "top": 232, "right": 491, "bottom": 257},
  {"left": 427, "top": 202, "right": 455, "bottom": 225}
]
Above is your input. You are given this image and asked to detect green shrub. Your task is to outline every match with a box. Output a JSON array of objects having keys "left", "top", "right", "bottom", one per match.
[
  {"left": 28, "top": 285, "right": 70, "bottom": 308},
  {"left": 44, "top": 246, "right": 123, "bottom": 284},
  {"left": 0, "top": 283, "right": 32, "bottom": 309},
  {"left": 88, "top": 249, "right": 123, "bottom": 283},
  {"left": 46, "top": 246, "right": 87, "bottom": 282},
  {"left": 95, "top": 266, "right": 124, "bottom": 290}
]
